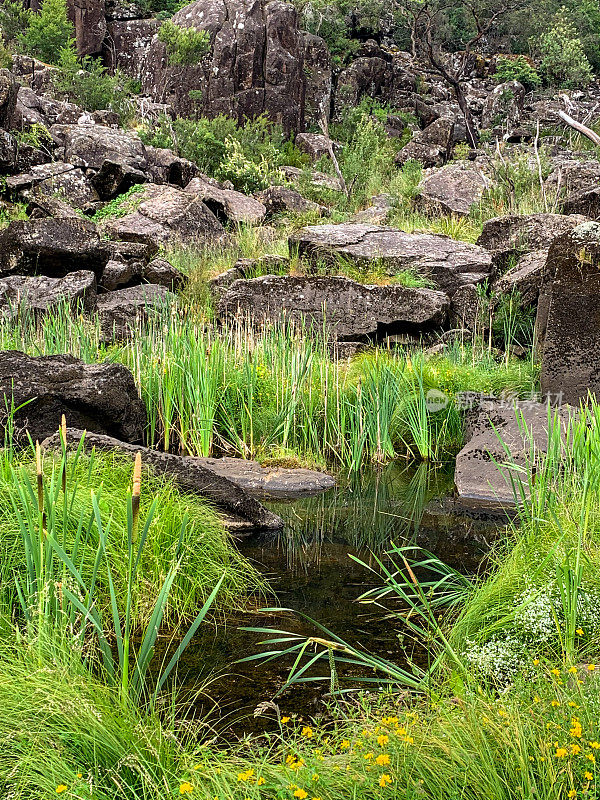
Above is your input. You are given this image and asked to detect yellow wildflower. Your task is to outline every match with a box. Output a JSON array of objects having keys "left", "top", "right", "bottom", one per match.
[
  {"left": 585, "top": 772, "right": 594, "bottom": 781},
  {"left": 293, "top": 790, "right": 308, "bottom": 799},
  {"left": 375, "top": 754, "right": 391, "bottom": 766},
  {"left": 551, "top": 700, "right": 560, "bottom": 707},
  {"left": 556, "top": 748, "right": 568, "bottom": 758},
  {"left": 570, "top": 744, "right": 581, "bottom": 755},
  {"left": 568, "top": 791, "right": 577, "bottom": 799},
  {"left": 56, "top": 787, "right": 68, "bottom": 795},
  {"left": 588, "top": 664, "right": 596, "bottom": 671},
  {"left": 377, "top": 735, "right": 389, "bottom": 747},
  {"left": 340, "top": 740, "right": 351, "bottom": 750},
  {"left": 364, "top": 752, "right": 374, "bottom": 760},
  {"left": 551, "top": 668, "right": 561, "bottom": 677},
  {"left": 378, "top": 774, "right": 393, "bottom": 787},
  {"left": 282, "top": 717, "right": 291, "bottom": 724},
  {"left": 533, "top": 659, "right": 540, "bottom": 666},
  {"left": 577, "top": 628, "right": 584, "bottom": 636},
  {"left": 590, "top": 742, "right": 600, "bottom": 749},
  {"left": 301, "top": 727, "right": 313, "bottom": 739},
  {"left": 257, "top": 777, "right": 265, "bottom": 786},
  {"left": 568, "top": 667, "right": 578, "bottom": 674},
  {"left": 237, "top": 769, "right": 255, "bottom": 783},
  {"left": 179, "top": 783, "right": 194, "bottom": 795}
]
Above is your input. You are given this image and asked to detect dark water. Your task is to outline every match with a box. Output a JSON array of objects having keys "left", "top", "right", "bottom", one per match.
[{"left": 175, "top": 463, "right": 500, "bottom": 736}]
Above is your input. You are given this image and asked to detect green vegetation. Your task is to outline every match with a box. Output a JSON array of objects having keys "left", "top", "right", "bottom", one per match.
[
  {"left": 537, "top": 7, "right": 594, "bottom": 88},
  {"left": 158, "top": 19, "right": 210, "bottom": 65},
  {"left": 15, "top": 0, "right": 73, "bottom": 65},
  {"left": 494, "top": 55, "right": 541, "bottom": 90}
]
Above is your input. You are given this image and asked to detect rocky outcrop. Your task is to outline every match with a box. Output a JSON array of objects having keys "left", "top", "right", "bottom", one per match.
[
  {"left": 0, "top": 68, "right": 18, "bottom": 129},
  {"left": 139, "top": 0, "right": 331, "bottom": 133},
  {"left": 419, "top": 164, "right": 487, "bottom": 217},
  {"left": 540, "top": 222, "right": 600, "bottom": 405},
  {"left": 103, "top": 184, "right": 224, "bottom": 246},
  {"left": 41, "top": 428, "right": 284, "bottom": 530},
  {"left": 0, "top": 271, "right": 97, "bottom": 316},
  {"left": 67, "top": 0, "right": 107, "bottom": 56},
  {"left": 481, "top": 80, "right": 525, "bottom": 131},
  {"left": 218, "top": 275, "right": 449, "bottom": 340},
  {"left": 255, "top": 185, "right": 321, "bottom": 216},
  {"left": 477, "top": 213, "right": 589, "bottom": 268},
  {"left": 291, "top": 223, "right": 493, "bottom": 295},
  {"left": 491, "top": 250, "right": 547, "bottom": 307},
  {"left": 0, "top": 351, "right": 146, "bottom": 444},
  {"left": 0, "top": 218, "right": 110, "bottom": 278},
  {"left": 51, "top": 124, "right": 148, "bottom": 173},
  {"left": 455, "top": 396, "right": 572, "bottom": 514}
]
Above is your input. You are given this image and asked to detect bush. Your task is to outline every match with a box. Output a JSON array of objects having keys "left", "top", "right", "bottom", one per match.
[
  {"left": 16, "top": 0, "right": 74, "bottom": 65},
  {"left": 537, "top": 7, "right": 593, "bottom": 88},
  {"left": 495, "top": 55, "right": 541, "bottom": 91},
  {"left": 157, "top": 19, "right": 210, "bottom": 66},
  {"left": 53, "top": 46, "right": 136, "bottom": 121},
  {"left": 0, "top": 0, "right": 31, "bottom": 45}
]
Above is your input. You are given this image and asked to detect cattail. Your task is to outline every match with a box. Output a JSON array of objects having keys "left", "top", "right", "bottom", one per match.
[
  {"left": 131, "top": 451, "right": 142, "bottom": 541},
  {"left": 60, "top": 415, "right": 67, "bottom": 494},
  {"left": 35, "top": 441, "right": 46, "bottom": 530}
]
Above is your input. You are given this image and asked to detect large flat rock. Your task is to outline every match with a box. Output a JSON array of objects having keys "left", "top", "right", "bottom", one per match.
[
  {"left": 419, "top": 164, "right": 487, "bottom": 217},
  {"left": 41, "top": 429, "right": 283, "bottom": 532},
  {"left": 194, "top": 457, "right": 335, "bottom": 499},
  {"left": 291, "top": 224, "right": 492, "bottom": 295},
  {"left": 0, "top": 271, "right": 97, "bottom": 316},
  {"left": 218, "top": 275, "right": 449, "bottom": 340}
]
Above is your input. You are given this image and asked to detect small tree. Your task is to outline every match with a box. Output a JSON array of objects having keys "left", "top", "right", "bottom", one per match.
[
  {"left": 17, "top": 0, "right": 74, "bottom": 65},
  {"left": 0, "top": 0, "right": 32, "bottom": 45},
  {"left": 538, "top": 8, "right": 593, "bottom": 89}
]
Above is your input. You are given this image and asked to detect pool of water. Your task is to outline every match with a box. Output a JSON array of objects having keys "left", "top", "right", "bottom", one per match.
[{"left": 174, "top": 463, "right": 501, "bottom": 736}]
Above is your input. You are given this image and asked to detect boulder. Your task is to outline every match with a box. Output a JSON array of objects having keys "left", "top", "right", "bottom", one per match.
[
  {"left": 0, "top": 218, "right": 110, "bottom": 278},
  {"left": 0, "top": 130, "right": 17, "bottom": 172},
  {"left": 295, "top": 133, "right": 337, "bottom": 162},
  {"left": 481, "top": 80, "right": 525, "bottom": 130},
  {"left": 0, "top": 351, "right": 146, "bottom": 444},
  {"left": 184, "top": 176, "right": 266, "bottom": 224},
  {"left": 8, "top": 162, "right": 101, "bottom": 210},
  {"left": 476, "top": 213, "right": 589, "bottom": 268},
  {"left": 104, "top": 19, "right": 160, "bottom": 82},
  {"left": 96, "top": 283, "right": 174, "bottom": 340},
  {"left": 540, "top": 222, "right": 600, "bottom": 405},
  {"left": 449, "top": 283, "right": 481, "bottom": 331},
  {"left": 41, "top": 429, "right": 283, "bottom": 531},
  {"left": 0, "top": 271, "right": 97, "bottom": 316},
  {"left": 144, "top": 146, "right": 198, "bottom": 187},
  {"left": 455, "top": 395, "right": 572, "bottom": 515},
  {"left": 51, "top": 124, "right": 147, "bottom": 173},
  {"left": 396, "top": 118, "right": 454, "bottom": 168},
  {"left": 142, "top": 258, "right": 185, "bottom": 290},
  {"left": 291, "top": 223, "right": 493, "bottom": 295},
  {"left": 218, "top": 275, "right": 449, "bottom": 340},
  {"left": 92, "top": 159, "right": 147, "bottom": 201},
  {"left": 419, "top": 164, "right": 487, "bottom": 217},
  {"left": 255, "top": 185, "right": 321, "bottom": 216},
  {"left": 301, "top": 31, "right": 332, "bottom": 128},
  {"left": 0, "top": 68, "right": 18, "bottom": 128},
  {"left": 103, "top": 184, "right": 224, "bottom": 246},
  {"left": 491, "top": 250, "right": 547, "bottom": 307},
  {"left": 26, "top": 196, "right": 82, "bottom": 220},
  {"left": 282, "top": 166, "right": 343, "bottom": 192},
  {"left": 99, "top": 259, "right": 141, "bottom": 291}
]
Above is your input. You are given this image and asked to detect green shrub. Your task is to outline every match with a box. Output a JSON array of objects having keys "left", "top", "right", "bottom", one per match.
[
  {"left": 16, "top": 0, "right": 74, "bottom": 65},
  {"left": 340, "top": 112, "right": 397, "bottom": 206},
  {"left": 495, "top": 55, "right": 541, "bottom": 90},
  {"left": 53, "top": 46, "right": 136, "bottom": 121},
  {"left": 537, "top": 7, "right": 593, "bottom": 88},
  {"left": 0, "top": 0, "right": 31, "bottom": 45},
  {"left": 219, "top": 136, "right": 284, "bottom": 193},
  {"left": 157, "top": 19, "right": 210, "bottom": 66}
]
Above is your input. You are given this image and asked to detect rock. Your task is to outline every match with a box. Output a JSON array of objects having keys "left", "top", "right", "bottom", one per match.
[
  {"left": 396, "top": 118, "right": 454, "bottom": 168},
  {"left": 218, "top": 275, "right": 449, "bottom": 341},
  {"left": 144, "top": 146, "right": 198, "bottom": 187},
  {"left": 333, "top": 54, "right": 415, "bottom": 116},
  {"left": 540, "top": 222, "right": 600, "bottom": 405},
  {"left": 184, "top": 177, "right": 266, "bottom": 225},
  {"left": 455, "top": 396, "right": 572, "bottom": 514},
  {"left": 351, "top": 195, "right": 393, "bottom": 225},
  {"left": 104, "top": 19, "right": 160, "bottom": 82},
  {"left": 67, "top": 0, "right": 107, "bottom": 55},
  {"left": 301, "top": 31, "right": 332, "bottom": 128},
  {"left": 0, "top": 68, "right": 18, "bottom": 128},
  {"left": 476, "top": 213, "right": 589, "bottom": 268},
  {"left": 208, "top": 255, "right": 287, "bottom": 301},
  {"left": 0, "top": 130, "right": 17, "bottom": 172},
  {"left": 0, "top": 218, "right": 110, "bottom": 278},
  {"left": 295, "top": 133, "right": 337, "bottom": 162},
  {"left": 491, "top": 250, "right": 547, "bottom": 307},
  {"left": 20, "top": 165, "right": 100, "bottom": 211},
  {"left": 41, "top": 428, "right": 283, "bottom": 531},
  {"left": 5, "top": 162, "right": 79, "bottom": 197},
  {"left": 0, "top": 351, "right": 146, "bottom": 444},
  {"left": 100, "top": 259, "right": 142, "bottom": 291},
  {"left": 0, "top": 271, "right": 97, "bottom": 316},
  {"left": 140, "top": 0, "right": 328, "bottom": 133},
  {"left": 51, "top": 124, "right": 147, "bottom": 172},
  {"left": 107, "top": 239, "right": 159, "bottom": 265},
  {"left": 255, "top": 185, "right": 321, "bottom": 216},
  {"left": 481, "top": 80, "right": 525, "bottom": 130},
  {"left": 209, "top": 267, "right": 246, "bottom": 302},
  {"left": 191, "top": 456, "right": 335, "bottom": 499},
  {"left": 419, "top": 164, "right": 488, "bottom": 217},
  {"left": 450, "top": 283, "right": 481, "bottom": 331},
  {"left": 26, "top": 196, "right": 81, "bottom": 220},
  {"left": 92, "top": 159, "right": 147, "bottom": 201},
  {"left": 291, "top": 223, "right": 493, "bottom": 295},
  {"left": 103, "top": 184, "right": 224, "bottom": 246},
  {"left": 142, "top": 258, "right": 185, "bottom": 290},
  {"left": 96, "top": 283, "right": 174, "bottom": 340}
]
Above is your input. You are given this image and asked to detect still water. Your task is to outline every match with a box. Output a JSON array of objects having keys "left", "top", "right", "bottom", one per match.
[{"left": 176, "top": 463, "right": 500, "bottom": 735}]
